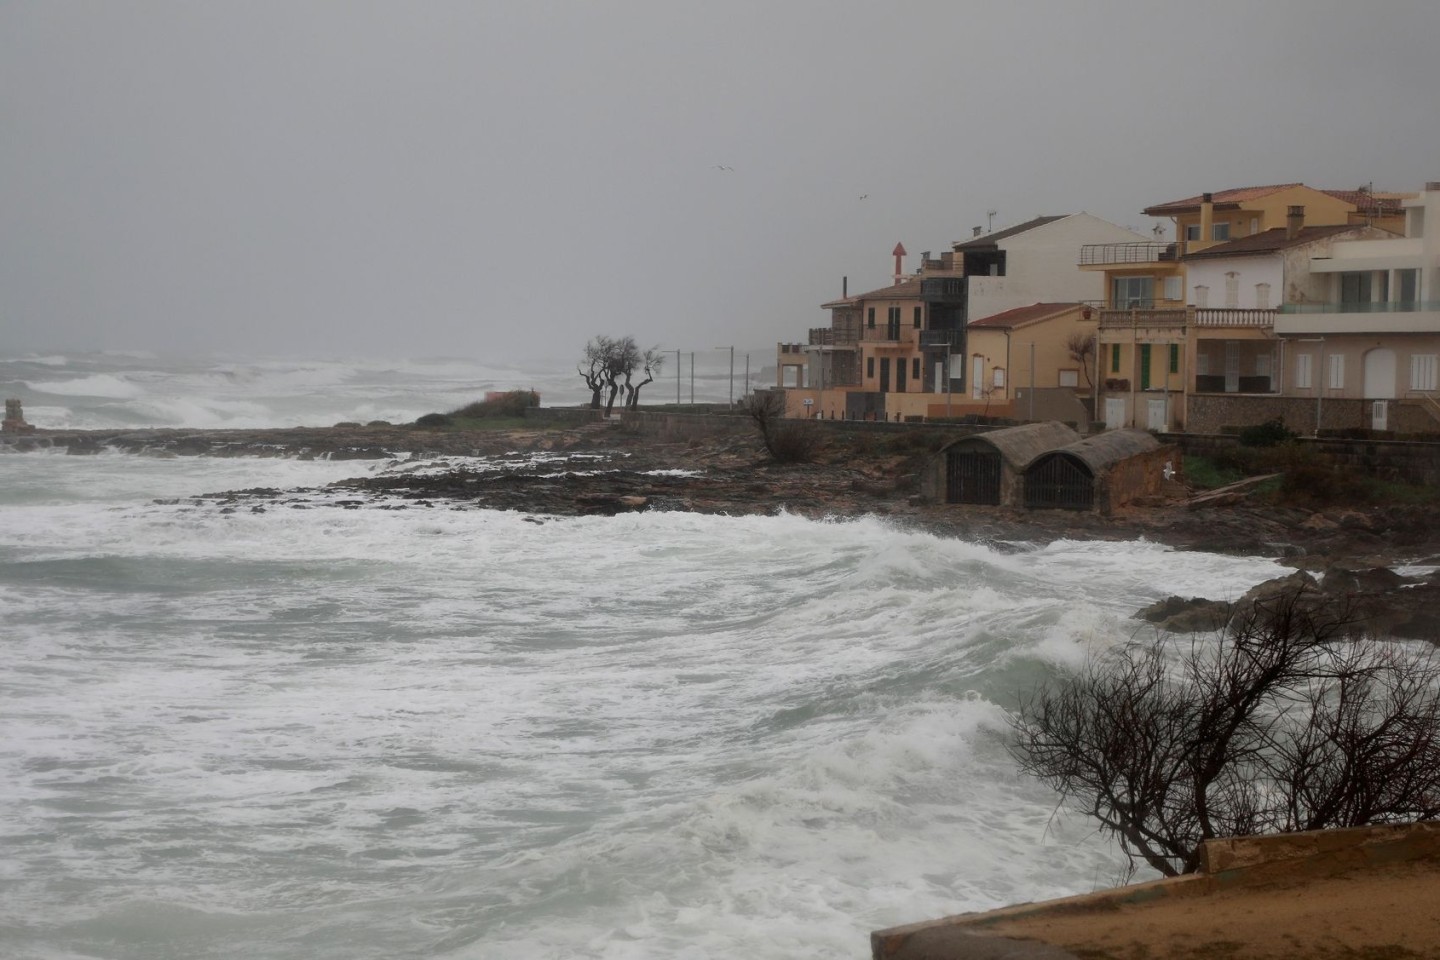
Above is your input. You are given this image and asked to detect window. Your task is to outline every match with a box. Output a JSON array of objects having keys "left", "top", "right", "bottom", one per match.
[
  {"left": 1255, "top": 283, "right": 1271, "bottom": 309},
  {"left": 866, "top": 356, "right": 875, "bottom": 378},
  {"left": 1255, "top": 354, "right": 1272, "bottom": 377},
  {"left": 1111, "top": 344, "right": 1121, "bottom": 373},
  {"left": 1163, "top": 276, "right": 1182, "bottom": 301},
  {"left": 1140, "top": 344, "right": 1152, "bottom": 390},
  {"left": 1197, "top": 353, "right": 1210, "bottom": 376},
  {"left": 1294, "top": 354, "right": 1312, "bottom": 390},
  {"left": 1194, "top": 285, "right": 1209, "bottom": 308},
  {"left": 1328, "top": 354, "right": 1345, "bottom": 390},
  {"left": 1249, "top": 217, "right": 1259, "bottom": 235},
  {"left": 1339, "top": 272, "right": 1372, "bottom": 305},
  {"left": 867, "top": 308, "right": 875, "bottom": 329},
  {"left": 1112, "top": 276, "right": 1154, "bottom": 308},
  {"left": 1058, "top": 369, "right": 1079, "bottom": 388},
  {"left": 912, "top": 357, "right": 920, "bottom": 380},
  {"left": 1169, "top": 344, "right": 1179, "bottom": 374},
  {"left": 1412, "top": 354, "right": 1438, "bottom": 392},
  {"left": 1185, "top": 224, "right": 1201, "bottom": 241},
  {"left": 1224, "top": 272, "right": 1240, "bottom": 309},
  {"left": 1398, "top": 269, "right": 1420, "bottom": 305},
  {"left": 993, "top": 367, "right": 1005, "bottom": 388},
  {"left": 1212, "top": 222, "right": 1230, "bottom": 241},
  {"left": 913, "top": 306, "right": 922, "bottom": 328}
]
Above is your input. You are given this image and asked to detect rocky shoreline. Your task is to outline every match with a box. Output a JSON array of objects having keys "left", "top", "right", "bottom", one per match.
[{"left": 11, "top": 421, "right": 1440, "bottom": 641}]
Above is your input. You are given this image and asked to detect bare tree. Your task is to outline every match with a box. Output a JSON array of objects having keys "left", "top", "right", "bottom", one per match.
[
  {"left": 577, "top": 336, "right": 614, "bottom": 410},
  {"left": 602, "top": 336, "right": 639, "bottom": 416},
  {"left": 624, "top": 346, "right": 665, "bottom": 410},
  {"left": 1066, "top": 332, "right": 1096, "bottom": 390},
  {"left": 1010, "top": 589, "right": 1440, "bottom": 877},
  {"left": 742, "top": 390, "right": 819, "bottom": 463}
]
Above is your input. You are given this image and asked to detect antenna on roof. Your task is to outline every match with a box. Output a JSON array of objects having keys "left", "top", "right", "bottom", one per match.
[{"left": 986, "top": 210, "right": 997, "bottom": 233}]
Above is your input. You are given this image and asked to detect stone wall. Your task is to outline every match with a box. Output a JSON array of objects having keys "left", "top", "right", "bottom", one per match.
[
  {"left": 1187, "top": 394, "right": 1440, "bottom": 437},
  {"left": 1173, "top": 433, "right": 1440, "bottom": 486}
]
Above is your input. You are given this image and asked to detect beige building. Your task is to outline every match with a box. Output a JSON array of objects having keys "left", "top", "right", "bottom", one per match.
[{"left": 965, "top": 302, "right": 1097, "bottom": 422}]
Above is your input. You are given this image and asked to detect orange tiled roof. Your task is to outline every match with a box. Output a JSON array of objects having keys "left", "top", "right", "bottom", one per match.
[
  {"left": 843, "top": 277, "right": 926, "bottom": 302},
  {"left": 1143, "top": 184, "right": 1304, "bottom": 216},
  {"left": 968, "top": 302, "right": 1086, "bottom": 328},
  {"left": 1180, "top": 224, "right": 1364, "bottom": 259}
]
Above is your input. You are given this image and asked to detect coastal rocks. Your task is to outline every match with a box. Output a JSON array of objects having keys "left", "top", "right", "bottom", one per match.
[{"left": 1136, "top": 567, "right": 1440, "bottom": 644}]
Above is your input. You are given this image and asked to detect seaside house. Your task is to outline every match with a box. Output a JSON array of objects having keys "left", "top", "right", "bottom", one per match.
[
  {"left": 1083, "top": 183, "right": 1411, "bottom": 431},
  {"left": 1271, "top": 180, "right": 1440, "bottom": 434},
  {"left": 777, "top": 214, "right": 1146, "bottom": 421},
  {"left": 964, "top": 302, "right": 1097, "bottom": 425}
]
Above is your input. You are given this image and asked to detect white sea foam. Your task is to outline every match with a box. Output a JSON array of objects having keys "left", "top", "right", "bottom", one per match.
[{"left": 0, "top": 420, "right": 1293, "bottom": 959}]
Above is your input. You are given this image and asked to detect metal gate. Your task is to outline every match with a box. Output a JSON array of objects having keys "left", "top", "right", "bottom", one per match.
[
  {"left": 946, "top": 449, "right": 1001, "bottom": 505},
  {"left": 1024, "top": 453, "right": 1094, "bottom": 510}
]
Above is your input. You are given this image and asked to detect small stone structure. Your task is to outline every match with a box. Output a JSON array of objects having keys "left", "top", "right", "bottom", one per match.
[
  {"left": 1024, "top": 429, "right": 1174, "bottom": 514},
  {"left": 919, "top": 422, "right": 1081, "bottom": 507},
  {"left": 2, "top": 398, "right": 34, "bottom": 434}
]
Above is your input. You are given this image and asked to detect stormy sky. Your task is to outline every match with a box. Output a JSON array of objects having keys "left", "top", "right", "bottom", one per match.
[{"left": 3, "top": 1, "right": 1438, "bottom": 367}]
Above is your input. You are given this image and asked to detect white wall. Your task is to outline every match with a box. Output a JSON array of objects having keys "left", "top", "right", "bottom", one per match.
[
  {"left": 967, "top": 213, "right": 1149, "bottom": 320},
  {"left": 1185, "top": 255, "right": 1284, "bottom": 309}
]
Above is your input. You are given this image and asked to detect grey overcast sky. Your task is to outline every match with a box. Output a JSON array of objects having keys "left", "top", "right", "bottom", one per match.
[{"left": 3, "top": 1, "right": 1438, "bottom": 365}]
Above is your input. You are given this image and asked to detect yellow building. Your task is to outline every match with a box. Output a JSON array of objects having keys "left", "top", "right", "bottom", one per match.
[{"left": 965, "top": 302, "right": 1098, "bottom": 422}]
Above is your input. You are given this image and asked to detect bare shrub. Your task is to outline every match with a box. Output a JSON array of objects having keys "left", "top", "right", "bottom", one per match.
[
  {"left": 1011, "top": 588, "right": 1440, "bottom": 877},
  {"left": 742, "top": 391, "right": 820, "bottom": 463}
]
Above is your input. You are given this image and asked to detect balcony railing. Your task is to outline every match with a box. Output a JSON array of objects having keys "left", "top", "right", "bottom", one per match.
[
  {"left": 919, "top": 330, "right": 960, "bottom": 347},
  {"left": 1194, "top": 308, "right": 1276, "bottom": 327},
  {"left": 807, "top": 327, "right": 858, "bottom": 346},
  {"left": 861, "top": 326, "right": 907, "bottom": 343},
  {"left": 1279, "top": 300, "right": 1440, "bottom": 314},
  {"left": 1100, "top": 307, "right": 1276, "bottom": 329},
  {"left": 1078, "top": 241, "right": 1181, "bottom": 266}
]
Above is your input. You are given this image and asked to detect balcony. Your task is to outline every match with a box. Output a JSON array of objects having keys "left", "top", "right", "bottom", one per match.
[
  {"left": 861, "top": 326, "right": 908, "bottom": 343},
  {"left": 1279, "top": 300, "right": 1440, "bottom": 314},
  {"left": 919, "top": 330, "right": 960, "bottom": 347},
  {"left": 1274, "top": 302, "right": 1440, "bottom": 336},
  {"left": 1194, "top": 308, "right": 1276, "bottom": 327},
  {"left": 808, "top": 327, "right": 857, "bottom": 346},
  {"left": 1100, "top": 307, "right": 1276, "bottom": 330},
  {"left": 1078, "top": 241, "right": 1181, "bottom": 266}
]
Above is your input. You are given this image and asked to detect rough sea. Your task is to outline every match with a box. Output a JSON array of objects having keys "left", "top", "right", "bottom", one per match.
[{"left": 0, "top": 353, "right": 1290, "bottom": 959}]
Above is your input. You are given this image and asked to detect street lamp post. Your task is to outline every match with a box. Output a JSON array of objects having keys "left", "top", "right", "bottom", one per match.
[{"left": 713, "top": 346, "right": 734, "bottom": 406}]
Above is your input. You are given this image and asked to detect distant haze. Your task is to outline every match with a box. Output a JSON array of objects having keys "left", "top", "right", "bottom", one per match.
[{"left": 3, "top": 1, "right": 1438, "bottom": 366}]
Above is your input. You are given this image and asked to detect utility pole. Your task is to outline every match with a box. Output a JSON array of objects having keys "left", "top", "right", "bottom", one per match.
[
  {"left": 676, "top": 348, "right": 681, "bottom": 405},
  {"left": 690, "top": 352, "right": 695, "bottom": 405}
]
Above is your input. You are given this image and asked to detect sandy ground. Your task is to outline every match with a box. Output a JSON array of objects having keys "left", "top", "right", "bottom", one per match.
[{"left": 979, "top": 858, "right": 1440, "bottom": 959}]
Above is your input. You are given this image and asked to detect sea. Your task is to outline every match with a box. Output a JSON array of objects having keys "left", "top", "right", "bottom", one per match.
[{"left": 0, "top": 353, "right": 1291, "bottom": 959}]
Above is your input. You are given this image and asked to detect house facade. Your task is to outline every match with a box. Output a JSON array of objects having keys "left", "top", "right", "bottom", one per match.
[
  {"left": 777, "top": 214, "right": 1145, "bottom": 421},
  {"left": 1269, "top": 181, "right": 1440, "bottom": 434}
]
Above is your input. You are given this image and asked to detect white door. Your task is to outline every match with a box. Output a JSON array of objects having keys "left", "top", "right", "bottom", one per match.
[
  {"left": 1224, "top": 343, "right": 1240, "bottom": 393},
  {"left": 1364, "top": 348, "right": 1397, "bottom": 400},
  {"left": 972, "top": 356, "right": 984, "bottom": 399},
  {"left": 934, "top": 361, "right": 945, "bottom": 394},
  {"left": 1147, "top": 398, "right": 1169, "bottom": 431},
  {"left": 1372, "top": 400, "right": 1389, "bottom": 431},
  {"left": 1105, "top": 397, "right": 1126, "bottom": 430}
]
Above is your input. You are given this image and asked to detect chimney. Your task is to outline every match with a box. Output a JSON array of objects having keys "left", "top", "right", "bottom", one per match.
[
  {"left": 892, "top": 242, "right": 907, "bottom": 285},
  {"left": 1197, "top": 192, "right": 1214, "bottom": 250},
  {"left": 972, "top": 226, "right": 983, "bottom": 238},
  {"left": 1286, "top": 205, "right": 1305, "bottom": 240},
  {"left": 842, "top": 276, "right": 848, "bottom": 298}
]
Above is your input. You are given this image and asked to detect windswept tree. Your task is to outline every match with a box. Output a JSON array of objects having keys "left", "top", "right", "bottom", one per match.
[
  {"left": 602, "top": 336, "right": 639, "bottom": 416},
  {"left": 1066, "top": 331, "right": 1097, "bottom": 390},
  {"left": 577, "top": 336, "right": 614, "bottom": 410},
  {"left": 1010, "top": 589, "right": 1440, "bottom": 878},
  {"left": 624, "top": 347, "right": 665, "bottom": 410}
]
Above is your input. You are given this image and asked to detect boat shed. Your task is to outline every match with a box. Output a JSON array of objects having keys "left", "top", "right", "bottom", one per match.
[
  {"left": 1024, "top": 429, "right": 1173, "bottom": 513},
  {"left": 921, "top": 422, "right": 1081, "bottom": 507}
]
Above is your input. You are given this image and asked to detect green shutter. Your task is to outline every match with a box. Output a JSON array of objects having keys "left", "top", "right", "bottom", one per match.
[
  {"left": 1111, "top": 344, "right": 1121, "bottom": 374},
  {"left": 1169, "top": 344, "right": 1179, "bottom": 374},
  {"left": 1140, "top": 344, "right": 1152, "bottom": 390}
]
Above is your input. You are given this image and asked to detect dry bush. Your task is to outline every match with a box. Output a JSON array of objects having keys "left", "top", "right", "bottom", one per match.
[{"left": 1011, "top": 588, "right": 1440, "bottom": 877}]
